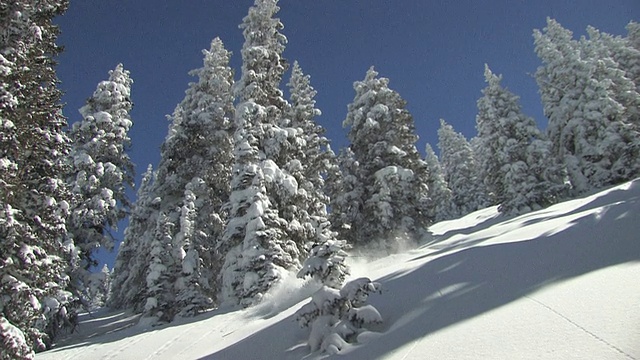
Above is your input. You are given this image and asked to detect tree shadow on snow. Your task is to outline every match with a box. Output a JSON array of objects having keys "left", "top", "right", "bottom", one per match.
[
  {"left": 44, "top": 305, "right": 240, "bottom": 354},
  {"left": 203, "top": 180, "right": 640, "bottom": 359}
]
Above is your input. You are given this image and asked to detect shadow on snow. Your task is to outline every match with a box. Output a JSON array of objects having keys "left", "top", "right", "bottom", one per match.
[{"left": 204, "top": 180, "right": 640, "bottom": 359}]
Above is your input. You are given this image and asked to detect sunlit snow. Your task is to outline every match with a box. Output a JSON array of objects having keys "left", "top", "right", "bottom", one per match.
[{"left": 37, "top": 179, "right": 640, "bottom": 359}]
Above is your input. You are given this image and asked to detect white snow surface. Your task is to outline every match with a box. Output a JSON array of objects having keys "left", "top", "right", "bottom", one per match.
[{"left": 38, "top": 179, "right": 640, "bottom": 359}]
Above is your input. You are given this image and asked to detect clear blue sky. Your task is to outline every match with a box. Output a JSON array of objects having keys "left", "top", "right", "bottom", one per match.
[{"left": 54, "top": 1, "right": 639, "bottom": 267}]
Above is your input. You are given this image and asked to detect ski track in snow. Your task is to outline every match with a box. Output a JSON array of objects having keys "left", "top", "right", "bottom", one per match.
[{"left": 524, "top": 295, "right": 636, "bottom": 360}]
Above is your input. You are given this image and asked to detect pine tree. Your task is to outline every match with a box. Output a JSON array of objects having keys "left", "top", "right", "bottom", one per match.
[
  {"left": 110, "top": 38, "right": 236, "bottom": 321},
  {"left": 108, "top": 164, "right": 157, "bottom": 311},
  {"left": 423, "top": 144, "right": 453, "bottom": 222},
  {"left": 437, "top": 119, "right": 486, "bottom": 217},
  {"left": 219, "top": 0, "right": 299, "bottom": 307},
  {"left": 0, "top": 1, "right": 74, "bottom": 355},
  {"left": 341, "top": 67, "right": 430, "bottom": 250},
  {"left": 534, "top": 18, "right": 640, "bottom": 194},
  {"left": 67, "top": 64, "right": 134, "bottom": 303},
  {"left": 284, "top": 61, "right": 344, "bottom": 276},
  {"left": 475, "top": 65, "right": 566, "bottom": 214},
  {"left": 328, "top": 147, "right": 363, "bottom": 246}
]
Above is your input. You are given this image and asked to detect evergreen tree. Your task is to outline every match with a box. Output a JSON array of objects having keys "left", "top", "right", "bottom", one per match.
[
  {"left": 328, "top": 147, "right": 363, "bottom": 247},
  {"left": 67, "top": 64, "right": 134, "bottom": 303},
  {"left": 108, "top": 164, "right": 157, "bottom": 311},
  {"left": 284, "top": 61, "right": 344, "bottom": 275},
  {"left": 475, "top": 65, "right": 566, "bottom": 214},
  {"left": 437, "top": 119, "right": 486, "bottom": 217},
  {"left": 341, "top": 67, "right": 430, "bottom": 250},
  {"left": 219, "top": 0, "right": 300, "bottom": 307},
  {"left": 534, "top": 18, "right": 640, "bottom": 194},
  {"left": 0, "top": 1, "right": 74, "bottom": 356},
  {"left": 423, "top": 144, "right": 453, "bottom": 222},
  {"left": 110, "top": 38, "right": 236, "bottom": 321}
]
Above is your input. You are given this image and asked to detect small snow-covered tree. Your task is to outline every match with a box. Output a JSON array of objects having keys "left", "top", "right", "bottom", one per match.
[
  {"left": 437, "top": 119, "right": 487, "bottom": 217},
  {"left": 67, "top": 64, "right": 134, "bottom": 302},
  {"left": 295, "top": 278, "right": 382, "bottom": 355},
  {"left": 424, "top": 144, "right": 453, "bottom": 222},
  {"left": 341, "top": 67, "right": 430, "bottom": 249},
  {"left": 297, "top": 240, "right": 350, "bottom": 289},
  {"left": 85, "top": 264, "right": 111, "bottom": 309},
  {"left": 0, "top": 0, "right": 75, "bottom": 354},
  {"left": 475, "top": 65, "right": 567, "bottom": 214}
]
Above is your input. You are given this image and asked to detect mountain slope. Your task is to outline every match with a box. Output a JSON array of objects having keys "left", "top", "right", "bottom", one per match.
[{"left": 38, "top": 179, "right": 640, "bottom": 359}]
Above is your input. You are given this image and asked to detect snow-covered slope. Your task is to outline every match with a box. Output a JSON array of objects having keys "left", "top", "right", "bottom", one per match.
[{"left": 37, "top": 179, "right": 640, "bottom": 359}]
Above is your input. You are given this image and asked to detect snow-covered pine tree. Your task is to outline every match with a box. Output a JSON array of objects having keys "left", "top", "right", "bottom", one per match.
[
  {"left": 328, "top": 148, "right": 363, "bottom": 247},
  {"left": 111, "top": 38, "right": 236, "bottom": 321},
  {"left": 341, "top": 67, "right": 430, "bottom": 250},
  {"left": 0, "top": 1, "right": 75, "bottom": 356},
  {"left": 284, "top": 61, "right": 345, "bottom": 274},
  {"left": 423, "top": 144, "right": 453, "bottom": 222},
  {"left": 67, "top": 64, "right": 134, "bottom": 303},
  {"left": 295, "top": 277, "right": 382, "bottom": 355},
  {"left": 297, "top": 240, "right": 350, "bottom": 290},
  {"left": 475, "top": 65, "right": 567, "bottom": 214},
  {"left": 108, "top": 164, "right": 157, "bottom": 311},
  {"left": 85, "top": 264, "right": 111, "bottom": 309},
  {"left": 628, "top": 21, "right": 640, "bottom": 53},
  {"left": 534, "top": 18, "right": 640, "bottom": 194},
  {"left": 437, "top": 119, "right": 487, "bottom": 217},
  {"left": 219, "top": 0, "right": 302, "bottom": 307},
  {"left": 584, "top": 24, "right": 640, "bottom": 93}
]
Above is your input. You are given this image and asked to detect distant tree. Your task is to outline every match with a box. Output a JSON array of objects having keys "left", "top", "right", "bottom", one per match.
[
  {"left": 85, "top": 264, "right": 111, "bottom": 309},
  {"left": 534, "top": 18, "right": 640, "bottom": 194},
  {"left": 108, "top": 164, "right": 157, "bottom": 311},
  {"left": 0, "top": 1, "right": 75, "bottom": 356},
  {"left": 423, "top": 144, "right": 453, "bottom": 222},
  {"left": 475, "top": 65, "right": 567, "bottom": 214},
  {"left": 67, "top": 64, "right": 134, "bottom": 303},
  {"left": 328, "top": 148, "right": 363, "bottom": 246},
  {"left": 341, "top": 67, "right": 430, "bottom": 250},
  {"left": 219, "top": 0, "right": 300, "bottom": 307},
  {"left": 627, "top": 21, "right": 640, "bottom": 53},
  {"left": 437, "top": 119, "right": 487, "bottom": 217}
]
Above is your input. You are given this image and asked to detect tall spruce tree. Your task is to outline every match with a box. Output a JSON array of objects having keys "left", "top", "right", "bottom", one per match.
[
  {"left": 219, "top": 0, "right": 300, "bottom": 307},
  {"left": 534, "top": 18, "right": 640, "bottom": 194},
  {"left": 437, "top": 119, "right": 487, "bottom": 217},
  {"left": 0, "top": 1, "right": 74, "bottom": 356},
  {"left": 67, "top": 64, "right": 134, "bottom": 303},
  {"left": 341, "top": 67, "right": 430, "bottom": 250},
  {"left": 110, "top": 38, "right": 236, "bottom": 322},
  {"left": 475, "top": 65, "right": 566, "bottom": 214},
  {"left": 284, "top": 61, "right": 342, "bottom": 262}
]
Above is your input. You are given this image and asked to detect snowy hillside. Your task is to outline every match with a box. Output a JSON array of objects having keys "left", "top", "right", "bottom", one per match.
[{"left": 37, "top": 179, "right": 640, "bottom": 359}]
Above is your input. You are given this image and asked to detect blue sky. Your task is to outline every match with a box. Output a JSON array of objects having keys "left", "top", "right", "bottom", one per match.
[{"left": 54, "top": 1, "right": 638, "bottom": 267}]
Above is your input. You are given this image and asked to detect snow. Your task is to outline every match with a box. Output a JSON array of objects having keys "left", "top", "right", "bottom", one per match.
[{"left": 37, "top": 179, "right": 640, "bottom": 359}]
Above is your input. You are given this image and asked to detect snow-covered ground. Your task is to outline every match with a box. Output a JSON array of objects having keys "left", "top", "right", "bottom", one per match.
[{"left": 38, "top": 179, "right": 640, "bottom": 359}]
